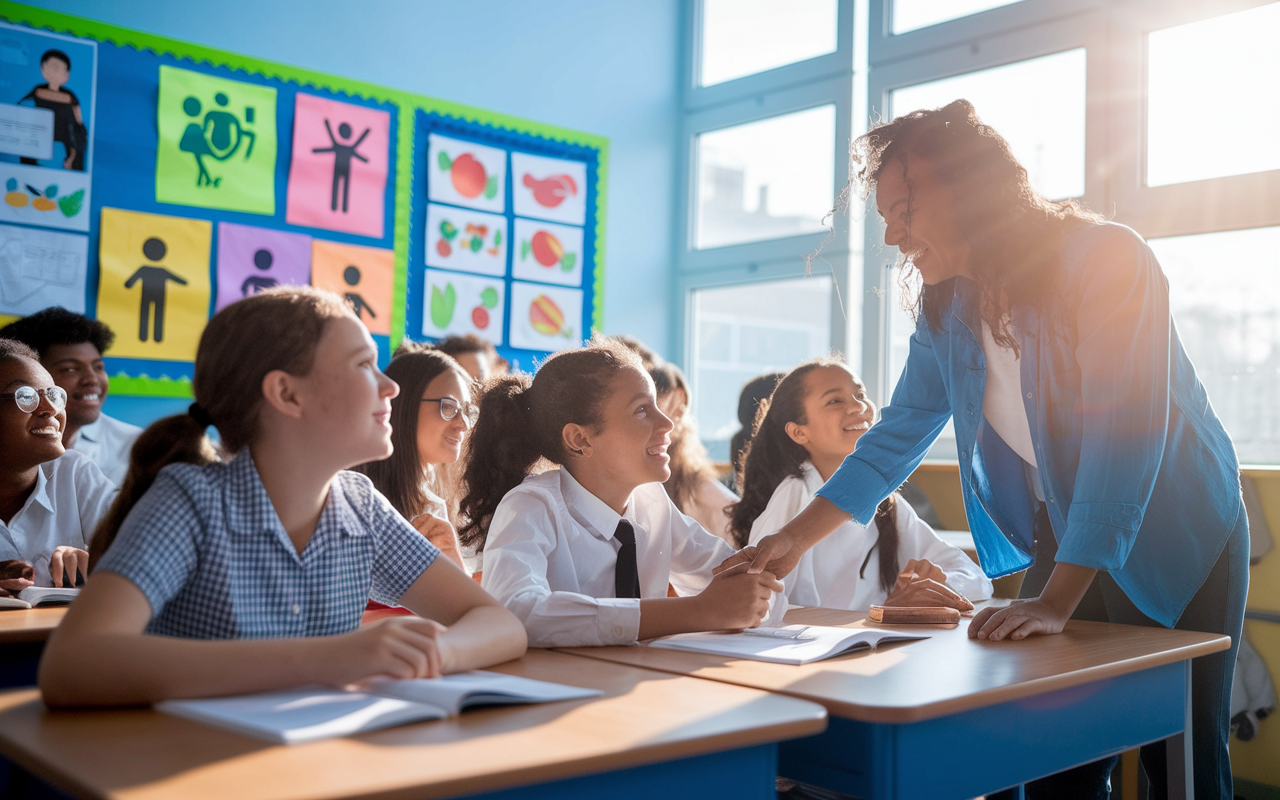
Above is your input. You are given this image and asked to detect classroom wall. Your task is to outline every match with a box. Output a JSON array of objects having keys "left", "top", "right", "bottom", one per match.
[{"left": 17, "top": 0, "right": 684, "bottom": 428}]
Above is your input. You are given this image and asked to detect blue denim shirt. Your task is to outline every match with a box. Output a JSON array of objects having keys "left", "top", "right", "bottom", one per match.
[{"left": 817, "top": 222, "right": 1243, "bottom": 627}]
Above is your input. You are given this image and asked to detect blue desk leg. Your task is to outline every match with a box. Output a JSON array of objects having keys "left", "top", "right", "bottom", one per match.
[{"left": 1167, "top": 660, "right": 1192, "bottom": 800}]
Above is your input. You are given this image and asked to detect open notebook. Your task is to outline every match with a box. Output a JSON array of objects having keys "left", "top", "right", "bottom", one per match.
[
  {"left": 158, "top": 670, "right": 602, "bottom": 744},
  {"left": 648, "top": 624, "right": 927, "bottom": 665},
  {"left": 0, "top": 586, "right": 80, "bottom": 610}
]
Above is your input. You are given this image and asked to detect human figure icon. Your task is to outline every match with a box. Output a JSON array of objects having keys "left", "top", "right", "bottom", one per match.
[
  {"left": 341, "top": 265, "right": 376, "bottom": 321},
  {"left": 178, "top": 91, "right": 256, "bottom": 187},
  {"left": 125, "top": 237, "right": 188, "bottom": 344},
  {"left": 18, "top": 49, "right": 87, "bottom": 171},
  {"left": 239, "top": 248, "right": 279, "bottom": 296},
  {"left": 179, "top": 97, "right": 217, "bottom": 187},
  {"left": 312, "top": 119, "right": 370, "bottom": 213}
]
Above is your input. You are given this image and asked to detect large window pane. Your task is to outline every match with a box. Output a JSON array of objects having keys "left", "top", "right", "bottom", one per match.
[
  {"left": 1147, "top": 4, "right": 1280, "bottom": 187},
  {"left": 695, "top": 105, "right": 835, "bottom": 249},
  {"left": 1149, "top": 227, "right": 1280, "bottom": 465},
  {"left": 892, "top": 0, "right": 1024, "bottom": 34},
  {"left": 700, "top": 0, "right": 838, "bottom": 87},
  {"left": 691, "top": 276, "right": 833, "bottom": 458},
  {"left": 890, "top": 48, "right": 1087, "bottom": 201}
]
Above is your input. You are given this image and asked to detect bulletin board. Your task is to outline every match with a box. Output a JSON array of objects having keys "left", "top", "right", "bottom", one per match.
[{"left": 0, "top": 2, "right": 608, "bottom": 397}]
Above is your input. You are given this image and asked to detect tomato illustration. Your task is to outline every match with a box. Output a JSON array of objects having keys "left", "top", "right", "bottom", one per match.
[
  {"left": 472, "top": 306, "right": 490, "bottom": 329},
  {"left": 438, "top": 151, "right": 499, "bottom": 200},
  {"left": 530, "top": 294, "right": 571, "bottom": 337},
  {"left": 530, "top": 231, "right": 563, "bottom": 267},
  {"left": 522, "top": 173, "right": 578, "bottom": 208},
  {"left": 436, "top": 238, "right": 452, "bottom": 258}
]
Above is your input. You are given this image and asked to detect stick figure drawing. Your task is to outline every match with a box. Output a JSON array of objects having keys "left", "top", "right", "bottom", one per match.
[{"left": 312, "top": 119, "right": 370, "bottom": 213}]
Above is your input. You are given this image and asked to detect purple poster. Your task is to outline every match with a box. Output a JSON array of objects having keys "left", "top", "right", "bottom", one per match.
[{"left": 215, "top": 222, "right": 312, "bottom": 311}]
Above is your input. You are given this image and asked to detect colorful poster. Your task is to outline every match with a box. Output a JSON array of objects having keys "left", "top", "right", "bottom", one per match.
[
  {"left": 214, "top": 222, "right": 311, "bottom": 311},
  {"left": 0, "top": 23, "right": 97, "bottom": 173},
  {"left": 423, "top": 269, "right": 505, "bottom": 346},
  {"left": 155, "top": 65, "right": 277, "bottom": 215},
  {"left": 511, "top": 152, "right": 587, "bottom": 226},
  {"left": 1, "top": 163, "right": 91, "bottom": 232},
  {"left": 508, "top": 281, "right": 583, "bottom": 352},
  {"left": 285, "top": 93, "right": 389, "bottom": 238},
  {"left": 512, "top": 217, "right": 584, "bottom": 287},
  {"left": 427, "top": 133, "right": 506, "bottom": 214},
  {"left": 311, "top": 239, "right": 393, "bottom": 335},
  {"left": 0, "top": 224, "right": 87, "bottom": 315},
  {"left": 424, "top": 203, "right": 507, "bottom": 277},
  {"left": 96, "top": 208, "right": 211, "bottom": 361}
]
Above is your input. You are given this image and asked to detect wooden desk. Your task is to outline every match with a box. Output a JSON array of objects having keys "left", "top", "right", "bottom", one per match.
[
  {"left": 0, "top": 648, "right": 826, "bottom": 800},
  {"left": 561, "top": 607, "right": 1231, "bottom": 800}
]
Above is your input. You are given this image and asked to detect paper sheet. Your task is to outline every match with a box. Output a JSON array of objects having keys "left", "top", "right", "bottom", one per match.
[
  {"left": 511, "top": 152, "right": 587, "bottom": 226},
  {"left": 0, "top": 23, "right": 97, "bottom": 172},
  {"left": 0, "top": 223, "right": 87, "bottom": 315},
  {"left": 310, "top": 239, "right": 393, "bottom": 335},
  {"left": 155, "top": 65, "right": 277, "bottom": 215},
  {"left": 1, "top": 163, "right": 91, "bottom": 232},
  {"left": 423, "top": 268, "right": 505, "bottom": 346},
  {"left": 96, "top": 208, "right": 211, "bottom": 361},
  {"left": 285, "top": 93, "right": 389, "bottom": 238},
  {"left": 0, "top": 103, "right": 53, "bottom": 161},
  {"left": 512, "top": 217, "right": 584, "bottom": 287},
  {"left": 508, "top": 281, "right": 583, "bottom": 352},
  {"left": 424, "top": 203, "right": 507, "bottom": 277},
  {"left": 215, "top": 222, "right": 311, "bottom": 312},
  {"left": 427, "top": 134, "right": 506, "bottom": 214}
]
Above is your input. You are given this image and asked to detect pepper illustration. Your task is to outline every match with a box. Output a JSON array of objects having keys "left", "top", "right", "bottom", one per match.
[
  {"left": 471, "top": 286, "right": 500, "bottom": 330},
  {"left": 430, "top": 283, "right": 457, "bottom": 329},
  {"left": 522, "top": 173, "right": 577, "bottom": 208},
  {"left": 439, "top": 151, "right": 498, "bottom": 200},
  {"left": 530, "top": 294, "right": 571, "bottom": 338}
]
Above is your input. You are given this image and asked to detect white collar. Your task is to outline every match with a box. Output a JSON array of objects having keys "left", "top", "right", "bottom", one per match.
[{"left": 558, "top": 467, "right": 632, "bottom": 541}]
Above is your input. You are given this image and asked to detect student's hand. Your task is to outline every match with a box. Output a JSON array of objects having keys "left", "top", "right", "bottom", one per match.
[
  {"left": 412, "top": 514, "right": 465, "bottom": 570},
  {"left": 49, "top": 547, "right": 89, "bottom": 589},
  {"left": 0, "top": 560, "right": 34, "bottom": 597},
  {"left": 896, "top": 558, "right": 947, "bottom": 587},
  {"left": 696, "top": 562, "right": 782, "bottom": 631},
  {"left": 884, "top": 573, "right": 973, "bottom": 612},
  {"left": 322, "top": 617, "right": 450, "bottom": 686},
  {"left": 714, "top": 531, "right": 806, "bottom": 579},
  {"left": 968, "top": 598, "right": 1068, "bottom": 641}
]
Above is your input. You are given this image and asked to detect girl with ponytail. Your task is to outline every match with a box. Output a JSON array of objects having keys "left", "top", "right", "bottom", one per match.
[
  {"left": 41, "top": 287, "right": 525, "bottom": 707},
  {"left": 459, "top": 336, "right": 784, "bottom": 648},
  {"left": 729, "top": 358, "right": 990, "bottom": 611}
]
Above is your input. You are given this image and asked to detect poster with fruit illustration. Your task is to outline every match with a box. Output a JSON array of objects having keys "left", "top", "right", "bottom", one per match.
[
  {"left": 424, "top": 203, "right": 507, "bottom": 277},
  {"left": 512, "top": 217, "right": 583, "bottom": 287},
  {"left": 508, "top": 281, "right": 583, "bottom": 352},
  {"left": 0, "top": 165, "right": 91, "bottom": 232},
  {"left": 0, "top": 223, "right": 87, "bottom": 316},
  {"left": 511, "top": 152, "right": 587, "bottom": 226},
  {"left": 427, "top": 133, "right": 506, "bottom": 214},
  {"left": 423, "top": 268, "right": 505, "bottom": 346}
]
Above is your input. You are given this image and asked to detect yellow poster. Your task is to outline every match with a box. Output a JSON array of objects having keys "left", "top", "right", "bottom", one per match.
[
  {"left": 311, "top": 239, "right": 393, "bottom": 335},
  {"left": 97, "top": 207, "right": 211, "bottom": 361}
]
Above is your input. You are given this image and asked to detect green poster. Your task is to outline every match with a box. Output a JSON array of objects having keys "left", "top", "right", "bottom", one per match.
[{"left": 155, "top": 65, "right": 277, "bottom": 215}]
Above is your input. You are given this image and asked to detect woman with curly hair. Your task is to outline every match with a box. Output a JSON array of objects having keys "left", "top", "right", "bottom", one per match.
[{"left": 724, "top": 99, "right": 1247, "bottom": 798}]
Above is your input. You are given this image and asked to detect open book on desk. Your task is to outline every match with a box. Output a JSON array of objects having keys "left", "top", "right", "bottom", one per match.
[
  {"left": 0, "top": 586, "right": 79, "bottom": 610},
  {"left": 158, "top": 670, "right": 602, "bottom": 744},
  {"left": 648, "top": 624, "right": 928, "bottom": 665}
]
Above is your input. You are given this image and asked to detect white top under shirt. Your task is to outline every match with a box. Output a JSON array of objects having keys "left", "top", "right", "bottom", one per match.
[
  {"left": 748, "top": 462, "right": 993, "bottom": 610},
  {"left": 0, "top": 451, "right": 118, "bottom": 586},
  {"left": 70, "top": 413, "right": 143, "bottom": 486},
  {"left": 979, "top": 320, "right": 1037, "bottom": 468},
  {"left": 480, "top": 467, "right": 786, "bottom": 647}
]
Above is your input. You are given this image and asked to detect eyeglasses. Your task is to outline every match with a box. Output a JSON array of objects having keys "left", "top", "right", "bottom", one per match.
[
  {"left": 421, "top": 396, "right": 479, "bottom": 425},
  {"left": 1, "top": 385, "right": 68, "bottom": 414}
]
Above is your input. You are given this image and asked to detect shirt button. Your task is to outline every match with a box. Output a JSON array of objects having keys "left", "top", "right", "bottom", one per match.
[
  {"left": 1026, "top": 392, "right": 1033, "bottom": 399},
  {"left": 614, "top": 625, "right": 625, "bottom": 637},
  {"left": 291, "top": 604, "right": 301, "bottom": 615},
  {"left": 1049, "top": 498, "right": 1055, "bottom": 504},
  {"left": 960, "top": 450, "right": 968, "bottom": 459}
]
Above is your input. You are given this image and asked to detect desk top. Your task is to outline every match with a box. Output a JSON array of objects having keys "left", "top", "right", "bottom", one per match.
[
  {"left": 0, "top": 607, "right": 66, "bottom": 644},
  {"left": 560, "top": 606, "right": 1231, "bottom": 724},
  {"left": 0, "top": 649, "right": 826, "bottom": 800}
]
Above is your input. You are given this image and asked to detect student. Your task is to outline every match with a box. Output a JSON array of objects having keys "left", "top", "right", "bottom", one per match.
[
  {"left": 0, "top": 338, "right": 116, "bottom": 589},
  {"left": 649, "top": 361, "right": 737, "bottom": 544},
  {"left": 0, "top": 308, "right": 143, "bottom": 486},
  {"left": 434, "top": 334, "right": 507, "bottom": 383},
  {"left": 355, "top": 346, "right": 476, "bottom": 570},
  {"left": 458, "top": 338, "right": 784, "bottom": 648},
  {"left": 729, "top": 358, "right": 991, "bottom": 611},
  {"left": 39, "top": 287, "right": 526, "bottom": 708}
]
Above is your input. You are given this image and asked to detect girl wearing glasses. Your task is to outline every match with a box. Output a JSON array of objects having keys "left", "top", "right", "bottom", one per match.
[
  {"left": 39, "top": 288, "right": 525, "bottom": 707},
  {"left": 0, "top": 338, "right": 116, "bottom": 592}
]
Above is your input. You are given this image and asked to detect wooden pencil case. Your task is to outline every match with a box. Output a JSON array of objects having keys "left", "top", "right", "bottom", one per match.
[{"left": 869, "top": 605, "right": 961, "bottom": 625}]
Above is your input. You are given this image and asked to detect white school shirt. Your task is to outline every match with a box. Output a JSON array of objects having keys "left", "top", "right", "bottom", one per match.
[
  {"left": 0, "top": 450, "right": 118, "bottom": 586},
  {"left": 481, "top": 467, "right": 786, "bottom": 647},
  {"left": 680, "top": 477, "right": 738, "bottom": 545},
  {"left": 71, "top": 413, "right": 143, "bottom": 486},
  {"left": 748, "top": 462, "right": 993, "bottom": 610}
]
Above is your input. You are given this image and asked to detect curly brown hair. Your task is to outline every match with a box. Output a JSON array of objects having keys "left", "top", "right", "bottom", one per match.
[{"left": 852, "top": 99, "right": 1102, "bottom": 352}]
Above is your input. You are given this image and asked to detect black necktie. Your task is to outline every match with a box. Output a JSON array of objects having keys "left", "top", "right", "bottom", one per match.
[{"left": 614, "top": 520, "right": 641, "bottom": 599}]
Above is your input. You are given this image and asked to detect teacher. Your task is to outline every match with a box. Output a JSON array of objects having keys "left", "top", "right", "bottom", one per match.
[{"left": 733, "top": 100, "right": 1247, "bottom": 798}]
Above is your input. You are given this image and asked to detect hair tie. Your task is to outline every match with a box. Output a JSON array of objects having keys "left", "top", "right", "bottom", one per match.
[{"left": 187, "top": 402, "right": 213, "bottom": 428}]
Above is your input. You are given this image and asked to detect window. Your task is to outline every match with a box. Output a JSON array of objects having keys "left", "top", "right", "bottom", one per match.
[
  {"left": 699, "top": 0, "right": 839, "bottom": 86},
  {"left": 690, "top": 275, "right": 833, "bottom": 458},
  {"left": 694, "top": 105, "right": 837, "bottom": 250},
  {"left": 1148, "top": 226, "right": 1280, "bottom": 465},
  {"left": 891, "top": 0, "right": 1025, "bottom": 34}
]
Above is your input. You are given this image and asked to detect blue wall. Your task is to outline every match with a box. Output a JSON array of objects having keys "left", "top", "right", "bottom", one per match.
[{"left": 18, "top": 0, "right": 683, "bottom": 427}]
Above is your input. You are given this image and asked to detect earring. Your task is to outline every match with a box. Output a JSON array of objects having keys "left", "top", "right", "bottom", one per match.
[{"left": 569, "top": 447, "right": 585, "bottom": 456}]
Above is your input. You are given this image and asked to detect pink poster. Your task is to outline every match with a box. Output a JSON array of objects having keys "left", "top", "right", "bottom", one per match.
[
  {"left": 215, "top": 222, "right": 312, "bottom": 311},
  {"left": 285, "top": 93, "right": 390, "bottom": 238}
]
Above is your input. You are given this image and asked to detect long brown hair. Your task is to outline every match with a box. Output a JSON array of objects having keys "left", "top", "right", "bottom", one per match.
[
  {"left": 457, "top": 337, "right": 643, "bottom": 550},
  {"left": 354, "top": 346, "right": 470, "bottom": 520},
  {"left": 852, "top": 99, "right": 1102, "bottom": 352},
  {"left": 649, "top": 361, "right": 721, "bottom": 513},
  {"left": 728, "top": 358, "right": 901, "bottom": 594}
]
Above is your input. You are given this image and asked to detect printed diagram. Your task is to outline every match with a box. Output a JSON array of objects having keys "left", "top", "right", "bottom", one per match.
[
  {"left": 423, "top": 268, "right": 504, "bottom": 346},
  {"left": 312, "top": 119, "right": 369, "bottom": 213},
  {"left": 0, "top": 223, "right": 87, "bottom": 315},
  {"left": 178, "top": 92, "right": 256, "bottom": 188},
  {"left": 125, "top": 237, "right": 188, "bottom": 343},
  {"left": 512, "top": 218, "right": 583, "bottom": 287},
  {"left": 511, "top": 152, "right": 587, "bottom": 226},
  {"left": 424, "top": 204, "right": 506, "bottom": 277},
  {"left": 285, "top": 94, "right": 389, "bottom": 238},
  {"left": 427, "top": 134, "right": 506, "bottom": 214}
]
